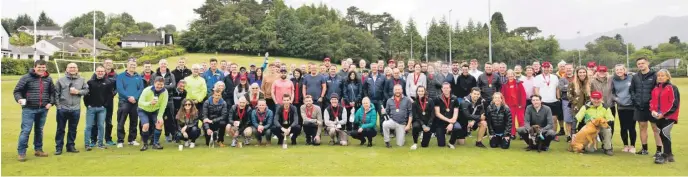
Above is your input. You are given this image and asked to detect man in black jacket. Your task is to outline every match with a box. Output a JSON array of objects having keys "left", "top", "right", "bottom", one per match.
[
  {"left": 90, "top": 59, "right": 117, "bottom": 146},
  {"left": 477, "top": 62, "right": 501, "bottom": 108},
  {"left": 202, "top": 90, "right": 229, "bottom": 147},
  {"left": 459, "top": 88, "right": 487, "bottom": 147},
  {"left": 630, "top": 57, "right": 662, "bottom": 156},
  {"left": 223, "top": 63, "right": 240, "bottom": 106},
  {"left": 448, "top": 64, "right": 477, "bottom": 99},
  {"left": 364, "top": 64, "right": 386, "bottom": 118},
  {"left": 172, "top": 57, "right": 192, "bottom": 84},
  {"left": 14, "top": 60, "right": 56, "bottom": 161},
  {"left": 155, "top": 59, "right": 178, "bottom": 143},
  {"left": 84, "top": 66, "right": 115, "bottom": 151},
  {"left": 273, "top": 94, "right": 301, "bottom": 149}
]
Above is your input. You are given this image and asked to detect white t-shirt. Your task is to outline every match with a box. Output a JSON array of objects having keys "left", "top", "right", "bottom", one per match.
[
  {"left": 534, "top": 74, "right": 559, "bottom": 103},
  {"left": 469, "top": 69, "right": 483, "bottom": 82}
]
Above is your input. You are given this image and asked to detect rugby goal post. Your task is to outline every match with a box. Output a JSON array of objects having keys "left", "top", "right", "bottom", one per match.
[{"left": 53, "top": 58, "right": 127, "bottom": 78}]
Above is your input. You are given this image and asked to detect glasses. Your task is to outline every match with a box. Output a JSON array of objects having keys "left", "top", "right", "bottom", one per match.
[{"left": 184, "top": 104, "right": 193, "bottom": 106}]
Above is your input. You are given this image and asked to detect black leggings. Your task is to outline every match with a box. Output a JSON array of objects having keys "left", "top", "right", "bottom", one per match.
[
  {"left": 656, "top": 119, "right": 675, "bottom": 155},
  {"left": 618, "top": 109, "right": 636, "bottom": 146},
  {"left": 179, "top": 126, "right": 201, "bottom": 143},
  {"left": 411, "top": 122, "right": 432, "bottom": 147}
]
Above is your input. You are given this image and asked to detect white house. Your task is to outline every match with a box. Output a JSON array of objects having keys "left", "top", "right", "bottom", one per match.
[
  {"left": 32, "top": 37, "right": 113, "bottom": 58},
  {"left": 120, "top": 33, "right": 164, "bottom": 48},
  {"left": 8, "top": 45, "right": 50, "bottom": 60},
  {"left": 1, "top": 24, "right": 10, "bottom": 58},
  {"left": 17, "top": 26, "right": 62, "bottom": 37}
]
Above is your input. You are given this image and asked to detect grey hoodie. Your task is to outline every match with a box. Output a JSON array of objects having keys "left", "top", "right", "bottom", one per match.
[
  {"left": 56, "top": 73, "right": 89, "bottom": 110},
  {"left": 611, "top": 74, "right": 633, "bottom": 110}
]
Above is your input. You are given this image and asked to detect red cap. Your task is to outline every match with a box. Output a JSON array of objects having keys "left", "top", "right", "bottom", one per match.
[
  {"left": 587, "top": 61, "right": 597, "bottom": 68},
  {"left": 388, "top": 59, "right": 396, "bottom": 64},
  {"left": 596, "top": 65, "right": 608, "bottom": 72},
  {"left": 541, "top": 62, "right": 552, "bottom": 68},
  {"left": 240, "top": 75, "right": 247, "bottom": 80},
  {"left": 324, "top": 57, "right": 330, "bottom": 62},
  {"left": 591, "top": 91, "right": 603, "bottom": 99}
]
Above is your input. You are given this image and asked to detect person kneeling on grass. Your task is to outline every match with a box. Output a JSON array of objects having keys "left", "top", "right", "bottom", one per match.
[
  {"left": 324, "top": 94, "right": 349, "bottom": 146},
  {"left": 176, "top": 99, "right": 201, "bottom": 150},
  {"left": 485, "top": 92, "right": 512, "bottom": 149},
  {"left": 411, "top": 86, "right": 434, "bottom": 150},
  {"left": 382, "top": 84, "right": 413, "bottom": 148},
  {"left": 301, "top": 95, "right": 323, "bottom": 146},
  {"left": 273, "top": 94, "right": 301, "bottom": 149},
  {"left": 574, "top": 91, "right": 616, "bottom": 156},
  {"left": 229, "top": 97, "right": 253, "bottom": 148},
  {"left": 350, "top": 97, "right": 377, "bottom": 147},
  {"left": 202, "top": 90, "right": 229, "bottom": 147},
  {"left": 138, "top": 77, "right": 169, "bottom": 151},
  {"left": 517, "top": 95, "right": 556, "bottom": 151},
  {"left": 251, "top": 100, "right": 273, "bottom": 146}
]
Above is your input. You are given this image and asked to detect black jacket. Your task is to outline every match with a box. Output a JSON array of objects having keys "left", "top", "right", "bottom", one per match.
[
  {"left": 477, "top": 73, "right": 501, "bottom": 101},
  {"left": 84, "top": 76, "right": 115, "bottom": 107},
  {"left": 485, "top": 103, "right": 512, "bottom": 136},
  {"left": 172, "top": 67, "right": 192, "bottom": 84},
  {"left": 412, "top": 97, "right": 435, "bottom": 128},
  {"left": 222, "top": 73, "right": 240, "bottom": 105},
  {"left": 363, "top": 74, "right": 386, "bottom": 101},
  {"left": 630, "top": 70, "right": 656, "bottom": 110},
  {"left": 384, "top": 78, "right": 406, "bottom": 100},
  {"left": 426, "top": 73, "right": 443, "bottom": 99},
  {"left": 155, "top": 68, "right": 177, "bottom": 91},
  {"left": 169, "top": 88, "right": 187, "bottom": 113},
  {"left": 459, "top": 96, "right": 486, "bottom": 125},
  {"left": 343, "top": 81, "right": 362, "bottom": 104},
  {"left": 229, "top": 105, "right": 252, "bottom": 130},
  {"left": 450, "top": 73, "right": 477, "bottom": 99},
  {"left": 177, "top": 112, "right": 200, "bottom": 128},
  {"left": 13, "top": 69, "right": 56, "bottom": 108},
  {"left": 291, "top": 78, "right": 304, "bottom": 104},
  {"left": 202, "top": 96, "right": 228, "bottom": 124},
  {"left": 274, "top": 105, "right": 299, "bottom": 128}
]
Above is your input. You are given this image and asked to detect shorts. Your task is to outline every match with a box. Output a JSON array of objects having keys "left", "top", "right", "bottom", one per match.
[
  {"left": 561, "top": 100, "right": 574, "bottom": 123},
  {"left": 138, "top": 108, "right": 159, "bottom": 125},
  {"left": 634, "top": 109, "right": 655, "bottom": 123},
  {"left": 543, "top": 101, "right": 563, "bottom": 121}
]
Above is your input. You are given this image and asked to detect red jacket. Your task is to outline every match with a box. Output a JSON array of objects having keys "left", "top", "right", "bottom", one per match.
[
  {"left": 501, "top": 80, "right": 526, "bottom": 109},
  {"left": 650, "top": 82, "right": 680, "bottom": 123}
]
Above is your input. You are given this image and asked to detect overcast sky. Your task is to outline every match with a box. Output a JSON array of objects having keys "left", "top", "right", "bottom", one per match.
[{"left": 2, "top": 0, "right": 686, "bottom": 39}]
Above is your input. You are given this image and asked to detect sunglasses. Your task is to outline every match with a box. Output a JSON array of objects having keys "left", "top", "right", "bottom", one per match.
[{"left": 184, "top": 104, "right": 193, "bottom": 106}]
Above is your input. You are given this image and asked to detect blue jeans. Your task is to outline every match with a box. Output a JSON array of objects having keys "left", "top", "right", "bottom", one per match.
[
  {"left": 85, "top": 107, "right": 106, "bottom": 147},
  {"left": 55, "top": 109, "right": 81, "bottom": 150},
  {"left": 18, "top": 108, "right": 48, "bottom": 155}
]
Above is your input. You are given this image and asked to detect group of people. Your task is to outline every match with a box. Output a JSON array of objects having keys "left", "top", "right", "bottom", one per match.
[{"left": 13, "top": 55, "right": 679, "bottom": 164}]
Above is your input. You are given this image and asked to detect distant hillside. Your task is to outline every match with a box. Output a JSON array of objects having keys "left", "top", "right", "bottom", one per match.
[{"left": 559, "top": 16, "right": 688, "bottom": 50}]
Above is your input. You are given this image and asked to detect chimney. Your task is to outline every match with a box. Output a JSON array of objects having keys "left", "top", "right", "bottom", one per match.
[{"left": 161, "top": 30, "right": 166, "bottom": 45}]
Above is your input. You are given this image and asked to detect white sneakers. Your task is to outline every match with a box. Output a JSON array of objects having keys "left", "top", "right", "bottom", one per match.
[
  {"left": 448, "top": 144, "right": 455, "bottom": 149},
  {"left": 117, "top": 143, "right": 124, "bottom": 148},
  {"left": 128, "top": 141, "right": 140, "bottom": 146},
  {"left": 190, "top": 143, "right": 195, "bottom": 148},
  {"left": 184, "top": 141, "right": 190, "bottom": 147},
  {"left": 410, "top": 144, "right": 418, "bottom": 150}
]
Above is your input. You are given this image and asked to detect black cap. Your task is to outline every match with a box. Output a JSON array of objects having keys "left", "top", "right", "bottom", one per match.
[{"left": 330, "top": 93, "right": 339, "bottom": 99}]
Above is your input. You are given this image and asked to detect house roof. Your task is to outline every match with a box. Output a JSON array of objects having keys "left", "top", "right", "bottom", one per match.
[
  {"left": 17, "top": 26, "right": 62, "bottom": 31},
  {"left": 121, "top": 33, "right": 162, "bottom": 42},
  {"left": 652, "top": 58, "right": 682, "bottom": 69},
  {"left": 47, "top": 37, "right": 113, "bottom": 51},
  {"left": 9, "top": 45, "right": 50, "bottom": 55}
]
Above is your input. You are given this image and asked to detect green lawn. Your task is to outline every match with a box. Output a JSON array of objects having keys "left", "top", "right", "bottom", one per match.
[{"left": 1, "top": 54, "right": 685, "bottom": 175}]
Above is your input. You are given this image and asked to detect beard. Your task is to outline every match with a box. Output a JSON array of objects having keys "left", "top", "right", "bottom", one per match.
[{"left": 281, "top": 75, "right": 287, "bottom": 79}]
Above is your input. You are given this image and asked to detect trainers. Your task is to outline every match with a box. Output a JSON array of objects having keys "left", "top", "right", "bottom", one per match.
[
  {"left": 628, "top": 147, "right": 636, "bottom": 154},
  {"left": 106, "top": 141, "right": 116, "bottom": 146},
  {"left": 54, "top": 149, "right": 63, "bottom": 155},
  {"left": 152, "top": 144, "right": 164, "bottom": 150},
  {"left": 566, "top": 136, "right": 572, "bottom": 143},
  {"left": 553, "top": 136, "right": 560, "bottom": 142},
  {"left": 97, "top": 145, "right": 107, "bottom": 150},
  {"left": 636, "top": 149, "right": 649, "bottom": 155},
  {"left": 654, "top": 152, "right": 662, "bottom": 159},
  {"left": 34, "top": 151, "right": 48, "bottom": 157},
  {"left": 654, "top": 153, "right": 666, "bottom": 164},
  {"left": 410, "top": 144, "right": 417, "bottom": 150},
  {"left": 117, "top": 143, "right": 124, "bottom": 148},
  {"left": 165, "top": 136, "right": 172, "bottom": 143},
  {"left": 140, "top": 145, "right": 149, "bottom": 151},
  {"left": 129, "top": 141, "right": 140, "bottom": 146},
  {"left": 85, "top": 146, "right": 92, "bottom": 151},
  {"left": 244, "top": 138, "right": 251, "bottom": 145},
  {"left": 231, "top": 139, "right": 237, "bottom": 147},
  {"left": 475, "top": 141, "right": 486, "bottom": 148},
  {"left": 605, "top": 149, "right": 614, "bottom": 156},
  {"left": 189, "top": 143, "right": 195, "bottom": 148},
  {"left": 622, "top": 146, "right": 629, "bottom": 152},
  {"left": 385, "top": 142, "right": 391, "bottom": 148},
  {"left": 184, "top": 141, "right": 190, "bottom": 147},
  {"left": 18, "top": 154, "right": 26, "bottom": 162},
  {"left": 448, "top": 144, "right": 456, "bottom": 149}
]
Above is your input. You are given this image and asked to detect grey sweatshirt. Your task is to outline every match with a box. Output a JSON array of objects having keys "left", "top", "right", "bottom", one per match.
[
  {"left": 611, "top": 74, "right": 634, "bottom": 110},
  {"left": 591, "top": 76, "right": 613, "bottom": 107},
  {"left": 56, "top": 73, "right": 89, "bottom": 110},
  {"left": 300, "top": 104, "right": 323, "bottom": 136},
  {"left": 384, "top": 96, "right": 413, "bottom": 124},
  {"left": 524, "top": 105, "right": 553, "bottom": 131}
]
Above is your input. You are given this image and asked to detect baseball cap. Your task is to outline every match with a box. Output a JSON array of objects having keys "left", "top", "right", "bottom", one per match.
[
  {"left": 324, "top": 57, "right": 331, "bottom": 62},
  {"left": 542, "top": 62, "right": 552, "bottom": 68},
  {"left": 591, "top": 91, "right": 603, "bottom": 99},
  {"left": 587, "top": 61, "right": 597, "bottom": 68},
  {"left": 240, "top": 75, "right": 247, "bottom": 80},
  {"left": 388, "top": 59, "right": 396, "bottom": 64},
  {"left": 596, "top": 65, "right": 608, "bottom": 72}
]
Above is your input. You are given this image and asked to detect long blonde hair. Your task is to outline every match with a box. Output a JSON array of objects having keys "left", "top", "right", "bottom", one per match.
[{"left": 573, "top": 67, "right": 591, "bottom": 96}]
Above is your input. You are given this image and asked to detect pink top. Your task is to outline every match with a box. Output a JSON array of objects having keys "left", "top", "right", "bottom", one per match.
[
  {"left": 272, "top": 79, "right": 294, "bottom": 104},
  {"left": 519, "top": 76, "right": 535, "bottom": 99}
]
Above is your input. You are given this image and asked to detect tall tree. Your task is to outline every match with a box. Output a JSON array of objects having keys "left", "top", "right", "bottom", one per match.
[
  {"left": 136, "top": 22, "right": 156, "bottom": 33},
  {"left": 669, "top": 36, "right": 681, "bottom": 44},
  {"left": 2, "top": 18, "right": 17, "bottom": 34},
  {"left": 512, "top": 27, "right": 541, "bottom": 40},
  {"left": 404, "top": 18, "right": 423, "bottom": 60},
  {"left": 194, "top": 0, "right": 226, "bottom": 25},
  {"left": 14, "top": 14, "right": 34, "bottom": 29},
  {"left": 491, "top": 12, "right": 507, "bottom": 34},
  {"left": 37, "top": 11, "right": 57, "bottom": 26}
]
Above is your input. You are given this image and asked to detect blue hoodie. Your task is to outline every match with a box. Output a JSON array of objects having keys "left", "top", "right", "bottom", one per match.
[
  {"left": 203, "top": 69, "right": 224, "bottom": 96},
  {"left": 116, "top": 71, "right": 144, "bottom": 102}
]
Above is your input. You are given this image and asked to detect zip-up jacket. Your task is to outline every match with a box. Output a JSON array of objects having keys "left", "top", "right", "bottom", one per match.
[
  {"left": 176, "top": 112, "right": 200, "bottom": 128},
  {"left": 384, "top": 78, "right": 406, "bottom": 99},
  {"left": 84, "top": 76, "right": 114, "bottom": 108},
  {"left": 354, "top": 104, "right": 377, "bottom": 130},
  {"left": 460, "top": 96, "right": 486, "bottom": 125},
  {"left": 138, "top": 86, "right": 169, "bottom": 120},
  {"left": 90, "top": 68, "right": 117, "bottom": 99},
  {"left": 202, "top": 96, "right": 228, "bottom": 124},
  {"left": 425, "top": 73, "right": 443, "bottom": 99},
  {"left": 56, "top": 73, "right": 89, "bottom": 110},
  {"left": 274, "top": 105, "right": 299, "bottom": 128},
  {"left": 524, "top": 105, "right": 553, "bottom": 131},
  {"left": 630, "top": 70, "right": 656, "bottom": 110},
  {"left": 14, "top": 69, "right": 57, "bottom": 108},
  {"left": 203, "top": 69, "right": 225, "bottom": 96},
  {"left": 650, "top": 82, "right": 680, "bottom": 123},
  {"left": 222, "top": 73, "right": 240, "bottom": 105},
  {"left": 412, "top": 97, "right": 435, "bottom": 128},
  {"left": 342, "top": 81, "right": 362, "bottom": 105},
  {"left": 116, "top": 71, "right": 144, "bottom": 102},
  {"left": 155, "top": 68, "right": 177, "bottom": 91},
  {"left": 363, "top": 74, "right": 385, "bottom": 101},
  {"left": 324, "top": 75, "right": 343, "bottom": 101},
  {"left": 477, "top": 73, "right": 501, "bottom": 101},
  {"left": 184, "top": 75, "right": 207, "bottom": 103},
  {"left": 229, "top": 105, "right": 253, "bottom": 130},
  {"left": 172, "top": 67, "right": 192, "bottom": 84},
  {"left": 485, "top": 103, "right": 512, "bottom": 136},
  {"left": 251, "top": 109, "right": 274, "bottom": 130}
]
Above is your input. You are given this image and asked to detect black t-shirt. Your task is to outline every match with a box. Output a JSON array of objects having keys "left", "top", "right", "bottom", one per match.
[{"left": 434, "top": 95, "right": 460, "bottom": 126}]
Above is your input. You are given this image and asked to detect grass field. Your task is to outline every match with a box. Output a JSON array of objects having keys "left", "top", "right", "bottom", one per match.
[{"left": 1, "top": 53, "right": 686, "bottom": 176}]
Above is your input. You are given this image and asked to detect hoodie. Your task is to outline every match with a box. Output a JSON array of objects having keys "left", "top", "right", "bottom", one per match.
[
  {"left": 611, "top": 74, "right": 633, "bottom": 110},
  {"left": 13, "top": 69, "right": 57, "bottom": 108},
  {"left": 56, "top": 73, "right": 89, "bottom": 110}
]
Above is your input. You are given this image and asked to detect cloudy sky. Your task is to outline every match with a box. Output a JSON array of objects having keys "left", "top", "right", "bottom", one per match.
[{"left": 2, "top": 0, "right": 686, "bottom": 39}]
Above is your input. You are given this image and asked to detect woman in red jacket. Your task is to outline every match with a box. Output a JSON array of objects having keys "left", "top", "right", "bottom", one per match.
[
  {"left": 650, "top": 69, "right": 680, "bottom": 164},
  {"left": 500, "top": 70, "right": 526, "bottom": 139}
]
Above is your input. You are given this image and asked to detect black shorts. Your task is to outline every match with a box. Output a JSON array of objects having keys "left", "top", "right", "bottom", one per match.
[
  {"left": 634, "top": 109, "right": 656, "bottom": 123},
  {"left": 543, "top": 101, "right": 563, "bottom": 121}
]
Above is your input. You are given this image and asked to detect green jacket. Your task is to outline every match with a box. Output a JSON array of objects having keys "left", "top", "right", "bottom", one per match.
[
  {"left": 575, "top": 102, "right": 614, "bottom": 123},
  {"left": 354, "top": 104, "right": 377, "bottom": 130},
  {"left": 138, "top": 86, "right": 169, "bottom": 120},
  {"left": 185, "top": 75, "right": 207, "bottom": 102}
]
